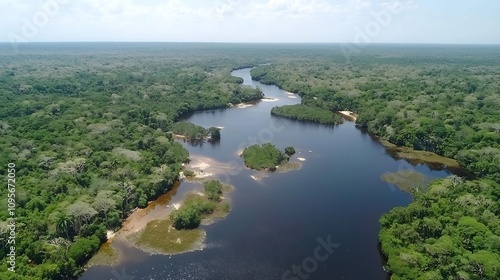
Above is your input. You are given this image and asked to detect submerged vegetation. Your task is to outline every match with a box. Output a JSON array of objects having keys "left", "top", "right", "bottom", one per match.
[
  {"left": 135, "top": 219, "right": 205, "bottom": 255},
  {"left": 241, "top": 143, "right": 291, "bottom": 171},
  {"left": 381, "top": 170, "right": 433, "bottom": 193}
]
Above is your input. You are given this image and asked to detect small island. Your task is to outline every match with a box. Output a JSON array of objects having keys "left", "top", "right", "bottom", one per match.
[
  {"left": 271, "top": 104, "right": 344, "bottom": 124},
  {"left": 241, "top": 143, "right": 296, "bottom": 171},
  {"left": 171, "top": 121, "right": 221, "bottom": 141},
  {"left": 129, "top": 180, "right": 231, "bottom": 255}
]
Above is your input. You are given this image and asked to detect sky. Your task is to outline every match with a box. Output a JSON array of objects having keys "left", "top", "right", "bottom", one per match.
[{"left": 1, "top": 0, "right": 499, "bottom": 44}]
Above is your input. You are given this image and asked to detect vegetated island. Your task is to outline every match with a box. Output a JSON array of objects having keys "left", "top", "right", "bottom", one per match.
[
  {"left": 171, "top": 121, "right": 221, "bottom": 142},
  {"left": 241, "top": 143, "right": 299, "bottom": 171},
  {"left": 271, "top": 104, "right": 344, "bottom": 124},
  {"left": 128, "top": 180, "right": 231, "bottom": 255}
]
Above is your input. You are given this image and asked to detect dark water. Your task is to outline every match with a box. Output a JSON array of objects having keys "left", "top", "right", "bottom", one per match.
[{"left": 80, "top": 68, "right": 455, "bottom": 280}]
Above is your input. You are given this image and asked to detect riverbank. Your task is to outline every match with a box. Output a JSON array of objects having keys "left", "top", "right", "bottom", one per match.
[
  {"left": 337, "top": 110, "right": 358, "bottom": 121},
  {"left": 87, "top": 177, "right": 233, "bottom": 266},
  {"left": 86, "top": 182, "right": 186, "bottom": 266},
  {"left": 376, "top": 137, "right": 462, "bottom": 170},
  {"left": 248, "top": 68, "right": 467, "bottom": 173}
]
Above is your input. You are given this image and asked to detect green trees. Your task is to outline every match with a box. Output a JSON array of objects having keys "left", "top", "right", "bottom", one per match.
[
  {"left": 252, "top": 54, "right": 500, "bottom": 280},
  {"left": 55, "top": 212, "right": 73, "bottom": 240},
  {"left": 379, "top": 178, "right": 500, "bottom": 279},
  {"left": 271, "top": 104, "right": 344, "bottom": 124},
  {"left": 0, "top": 44, "right": 266, "bottom": 278},
  {"left": 170, "top": 180, "right": 228, "bottom": 230},
  {"left": 170, "top": 207, "right": 201, "bottom": 230},
  {"left": 208, "top": 127, "right": 221, "bottom": 140},
  {"left": 1, "top": 43, "right": 499, "bottom": 279},
  {"left": 241, "top": 143, "right": 290, "bottom": 170},
  {"left": 183, "top": 169, "right": 195, "bottom": 177},
  {"left": 171, "top": 122, "right": 207, "bottom": 140},
  {"left": 68, "top": 236, "right": 100, "bottom": 265},
  {"left": 250, "top": 47, "right": 500, "bottom": 181},
  {"left": 204, "top": 180, "right": 223, "bottom": 202},
  {"left": 284, "top": 146, "right": 296, "bottom": 156},
  {"left": 171, "top": 123, "right": 222, "bottom": 142}
]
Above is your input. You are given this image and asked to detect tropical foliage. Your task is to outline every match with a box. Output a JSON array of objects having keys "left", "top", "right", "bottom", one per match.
[
  {"left": 249, "top": 45, "right": 500, "bottom": 280},
  {"left": 170, "top": 180, "right": 228, "bottom": 230},
  {"left": 0, "top": 43, "right": 264, "bottom": 279},
  {"left": 241, "top": 143, "right": 290, "bottom": 171},
  {"left": 251, "top": 46, "right": 500, "bottom": 182},
  {"left": 271, "top": 104, "right": 344, "bottom": 124},
  {"left": 379, "top": 177, "right": 500, "bottom": 280}
]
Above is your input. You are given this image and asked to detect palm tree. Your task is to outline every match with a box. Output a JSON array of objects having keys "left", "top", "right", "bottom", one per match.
[{"left": 56, "top": 212, "right": 72, "bottom": 240}]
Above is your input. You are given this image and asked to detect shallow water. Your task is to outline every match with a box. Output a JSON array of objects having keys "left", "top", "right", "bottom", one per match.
[{"left": 80, "top": 68, "right": 458, "bottom": 280}]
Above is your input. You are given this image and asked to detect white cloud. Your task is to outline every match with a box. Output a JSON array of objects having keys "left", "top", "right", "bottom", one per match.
[
  {"left": 251, "top": 0, "right": 341, "bottom": 19},
  {"left": 0, "top": 0, "right": 497, "bottom": 43}
]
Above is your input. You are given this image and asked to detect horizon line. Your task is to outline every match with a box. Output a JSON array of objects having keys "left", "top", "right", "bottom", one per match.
[{"left": 1, "top": 41, "right": 499, "bottom": 46}]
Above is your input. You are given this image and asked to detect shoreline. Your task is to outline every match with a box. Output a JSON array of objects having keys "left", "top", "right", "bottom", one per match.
[
  {"left": 248, "top": 75, "right": 462, "bottom": 172},
  {"left": 129, "top": 186, "right": 233, "bottom": 255},
  {"left": 374, "top": 136, "right": 468, "bottom": 173},
  {"left": 337, "top": 110, "right": 358, "bottom": 121},
  {"left": 88, "top": 155, "right": 235, "bottom": 266}
]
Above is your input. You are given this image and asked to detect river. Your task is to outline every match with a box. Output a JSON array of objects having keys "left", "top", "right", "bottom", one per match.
[{"left": 80, "top": 68, "right": 457, "bottom": 280}]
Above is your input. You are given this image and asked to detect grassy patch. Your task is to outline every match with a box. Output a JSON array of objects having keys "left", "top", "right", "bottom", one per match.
[
  {"left": 182, "top": 191, "right": 232, "bottom": 225},
  {"left": 135, "top": 219, "right": 205, "bottom": 254},
  {"left": 378, "top": 138, "right": 460, "bottom": 168},
  {"left": 275, "top": 162, "right": 302, "bottom": 173},
  {"left": 130, "top": 180, "right": 233, "bottom": 254}
]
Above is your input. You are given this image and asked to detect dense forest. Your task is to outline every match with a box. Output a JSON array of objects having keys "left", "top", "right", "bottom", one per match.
[
  {"left": 0, "top": 43, "right": 499, "bottom": 279},
  {"left": 249, "top": 45, "right": 500, "bottom": 279},
  {"left": 0, "top": 43, "right": 267, "bottom": 279},
  {"left": 251, "top": 46, "right": 500, "bottom": 182},
  {"left": 379, "top": 177, "right": 500, "bottom": 279}
]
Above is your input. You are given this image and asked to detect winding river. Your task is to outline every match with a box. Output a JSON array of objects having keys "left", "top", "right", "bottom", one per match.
[{"left": 80, "top": 68, "right": 459, "bottom": 280}]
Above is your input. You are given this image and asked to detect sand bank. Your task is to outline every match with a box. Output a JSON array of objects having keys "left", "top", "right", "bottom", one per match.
[
  {"left": 261, "top": 97, "right": 279, "bottom": 102},
  {"left": 338, "top": 111, "right": 358, "bottom": 121}
]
